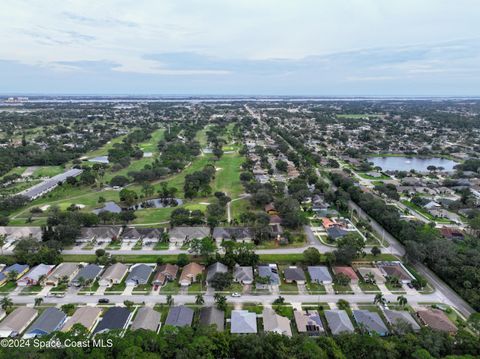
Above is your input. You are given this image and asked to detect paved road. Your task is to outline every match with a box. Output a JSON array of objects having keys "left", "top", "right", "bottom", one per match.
[{"left": 10, "top": 292, "right": 443, "bottom": 307}]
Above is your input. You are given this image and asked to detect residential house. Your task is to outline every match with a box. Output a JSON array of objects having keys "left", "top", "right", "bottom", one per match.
[
  {"left": 256, "top": 264, "right": 280, "bottom": 289},
  {"left": 324, "top": 310, "right": 355, "bottom": 335},
  {"left": 269, "top": 215, "right": 282, "bottom": 225},
  {"left": 353, "top": 310, "right": 389, "bottom": 336},
  {"left": 212, "top": 227, "right": 254, "bottom": 243},
  {"left": 199, "top": 306, "right": 225, "bottom": 332},
  {"left": 179, "top": 262, "right": 205, "bottom": 286},
  {"left": 440, "top": 227, "right": 464, "bottom": 240},
  {"left": 0, "top": 307, "right": 38, "bottom": 337},
  {"left": 416, "top": 309, "right": 457, "bottom": 334},
  {"left": 263, "top": 308, "right": 292, "bottom": 336},
  {"left": 333, "top": 266, "right": 359, "bottom": 284},
  {"left": 23, "top": 307, "right": 66, "bottom": 339},
  {"left": 165, "top": 306, "right": 194, "bottom": 327},
  {"left": 3, "top": 263, "right": 29, "bottom": 280},
  {"left": 78, "top": 226, "right": 121, "bottom": 243},
  {"left": 308, "top": 266, "right": 333, "bottom": 284},
  {"left": 93, "top": 307, "right": 132, "bottom": 335},
  {"left": 0, "top": 227, "right": 42, "bottom": 241},
  {"left": 206, "top": 262, "right": 228, "bottom": 286},
  {"left": 294, "top": 310, "right": 324, "bottom": 336},
  {"left": 70, "top": 264, "right": 102, "bottom": 287},
  {"left": 230, "top": 310, "right": 257, "bottom": 334},
  {"left": 265, "top": 203, "right": 278, "bottom": 215},
  {"left": 125, "top": 264, "right": 153, "bottom": 286},
  {"left": 168, "top": 226, "right": 210, "bottom": 245},
  {"left": 283, "top": 267, "right": 306, "bottom": 284},
  {"left": 327, "top": 226, "right": 349, "bottom": 240},
  {"left": 98, "top": 263, "right": 128, "bottom": 287},
  {"left": 45, "top": 263, "right": 78, "bottom": 286},
  {"left": 383, "top": 310, "right": 420, "bottom": 333},
  {"left": 152, "top": 264, "right": 179, "bottom": 287},
  {"left": 17, "top": 264, "right": 54, "bottom": 287},
  {"left": 233, "top": 265, "right": 254, "bottom": 285},
  {"left": 61, "top": 307, "right": 102, "bottom": 333},
  {"left": 377, "top": 262, "right": 415, "bottom": 284},
  {"left": 130, "top": 307, "right": 161, "bottom": 332},
  {"left": 357, "top": 267, "right": 386, "bottom": 284},
  {"left": 122, "top": 228, "right": 163, "bottom": 243}
]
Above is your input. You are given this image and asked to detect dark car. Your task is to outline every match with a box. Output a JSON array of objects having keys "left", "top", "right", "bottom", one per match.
[{"left": 98, "top": 298, "right": 110, "bottom": 304}]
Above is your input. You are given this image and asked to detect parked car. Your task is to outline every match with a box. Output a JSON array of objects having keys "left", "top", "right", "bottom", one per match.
[
  {"left": 98, "top": 298, "right": 110, "bottom": 304},
  {"left": 231, "top": 292, "right": 241, "bottom": 297}
]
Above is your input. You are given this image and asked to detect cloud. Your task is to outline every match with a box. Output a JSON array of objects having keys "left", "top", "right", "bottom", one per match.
[{"left": 61, "top": 11, "right": 138, "bottom": 28}]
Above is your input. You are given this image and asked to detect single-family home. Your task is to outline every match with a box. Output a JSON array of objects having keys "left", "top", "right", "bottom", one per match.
[
  {"left": 283, "top": 267, "right": 306, "bottom": 284},
  {"left": 206, "top": 262, "right": 228, "bottom": 286},
  {"left": 383, "top": 310, "right": 420, "bottom": 333},
  {"left": 233, "top": 265, "right": 254, "bottom": 285},
  {"left": 98, "top": 263, "right": 129, "bottom": 287},
  {"left": 357, "top": 267, "right": 386, "bottom": 284},
  {"left": 333, "top": 266, "right": 359, "bottom": 284},
  {"left": 263, "top": 308, "right": 292, "bottom": 336},
  {"left": 45, "top": 263, "right": 78, "bottom": 286},
  {"left": 70, "top": 264, "right": 102, "bottom": 287},
  {"left": 152, "top": 264, "right": 179, "bottom": 287},
  {"left": 122, "top": 228, "right": 163, "bottom": 243},
  {"left": 125, "top": 264, "right": 153, "bottom": 286},
  {"left": 324, "top": 310, "right": 355, "bottom": 335},
  {"left": 130, "top": 307, "right": 161, "bottom": 332},
  {"left": 61, "top": 307, "right": 102, "bottom": 333},
  {"left": 23, "top": 307, "right": 67, "bottom": 338},
  {"left": 179, "top": 262, "right": 204, "bottom": 286},
  {"left": 3, "top": 263, "right": 29, "bottom": 280},
  {"left": 78, "top": 226, "right": 121, "bottom": 243},
  {"left": 327, "top": 227, "right": 349, "bottom": 240},
  {"left": 93, "top": 307, "right": 132, "bottom": 335},
  {"left": 416, "top": 309, "right": 457, "bottom": 334},
  {"left": 294, "top": 310, "right": 325, "bottom": 336},
  {"left": 265, "top": 203, "right": 277, "bottom": 215},
  {"left": 168, "top": 226, "right": 210, "bottom": 245},
  {"left": 308, "top": 266, "right": 333, "bottom": 284},
  {"left": 0, "top": 307, "right": 38, "bottom": 337},
  {"left": 256, "top": 264, "right": 280, "bottom": 289},
  {"left": 212, "top": 227, "right": 254, "bottom": 243},
  {"left": 440, "top": 227, "right": 464, "bottom": 240},
  {"left": 165, "top": 306, "right": 194, "bottom": 328},
  {"left": 377, "top": 262, "right": 415, "bottom": 284},
  {"left": 199, "top": 306, "right": 225, "bottom": 332},
  {"left": 353, "top": 310, "right": 389, "bottom": 336},
  {"left": 230, "top": 310, "right": 257, "bottom": 334},
  {"left": 17, "top": 264, "right": 55, "bottom": 287}
]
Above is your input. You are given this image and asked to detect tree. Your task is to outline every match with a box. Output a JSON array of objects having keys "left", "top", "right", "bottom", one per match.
[
  {"left": 334, "top": 233, "right": 365, "bottom": 265},
  {"left": 214, "top": 293, "right": 227, "bottom": 311},
  {"left": 166, "top": 294, "right": 174, "bottom": 306},
  {"left": 334, "top": 273, "right": 351, "bottom": 286},
  {"left": 195, "top": 294, "right": 204, "bottom": 305},
  {"left": 364, "top": 272, "right": 376, "bottom": 284},
  {"left": 374, "top": 293, "right": 386, "bottom": 306},
  {"left": 209, "top": 272, "right": 233, "bottom": 291},
  {"left": 0, "top": 296, "right": 13, "bottom": 312},
  {"left": 303, "top": 247, "right": 321, "bottom": 265},
  {"left": 397, "top": 295, "right": 408, "bottom": 308},
  {"left": 119, "top": 188, "right": 138, "bottom": 206},
  {"left": 189, "top": 237, "right": 216, "bottom": 258},
  {"left": 337, "top": 299, "right": 350, "bottom": 310},
  {"left": 176, "top": 253, "right": 189, "bottom": 267},
  {"left": 124, "top": 300, "right": 134, "bottom": 310},
  {"left": 273, "top": 296, "right": 285, "bottom": 305},
  {"left": 370, "top": 246, "right": 381, "bottom": 257}
]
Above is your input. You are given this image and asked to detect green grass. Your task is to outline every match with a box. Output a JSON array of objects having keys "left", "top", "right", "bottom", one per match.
[
  {"left": 160, "top": 281, "right": 180, "bottom": 294},
  {"left": 401, "top": 200, "right": 452, "bottom": 223},
  {"left": 358, "top": 172, "right": 390, "bottom": 180},
  {"left": 84, "top": 135, "right": 127, "bottom": 158},
  {"left": 307, "top": 282, "right": 326, "bottom": 294},
  {"left": 213, "top": 152, "right": 245, "bottom": 198},
  {"left": 0, "top": 281, "right": 17, "bottom": 293},
  {"left": 188, "top": 282, "right": 204, "bottom": 294},
  {"left": 32, "top": 166, "right": 65, "bottom": 178},
  {"left": 358, "top": 281, "right": 381, "bottom": 292},
  {"left": 279, "top": 282, "right": 299, "bottom": 294}
]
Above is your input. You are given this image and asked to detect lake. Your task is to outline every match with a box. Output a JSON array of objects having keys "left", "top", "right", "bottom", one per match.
[{"left": 368, "top": 156, "right": 458, "bottom": 172}]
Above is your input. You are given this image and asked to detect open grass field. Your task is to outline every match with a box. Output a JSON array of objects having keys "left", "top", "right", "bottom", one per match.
[
  {"left": 32, "top": 166, "right": 65, "bottom": 178},
  {"left": 213, "top": 152, "right": 245, "bottom": 198},
  {"left": 84, "top": 134, "right": 127, "bottom": 158}
]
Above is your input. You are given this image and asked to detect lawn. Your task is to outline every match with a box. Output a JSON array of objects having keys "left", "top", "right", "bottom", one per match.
[
  {"left": 279, "top": 282, "right": 299, "bottom": 294},
  {"left": 105, "top": 281, "right": 126, "bottom": 292},
  {"left": 333, "top": 283, "right": 353, "bottom": 294},
  {"left": 188, "top": 282, "right": 204, "bottom": 294},
  {"left": 213, "top": 152, "right": 245, "bottom": 198},
  {"left": 0, "top": 281, "right": 17, "bottom": 293},
  {"left": 358, "top": 281, "right": 381, "bottom": 292},
  {"left": 160, "top": 281, "right": 180, "bottom": 294},
  {"left": 307, "top": 282, "right": 326, "bottom": 294},
  {"left": 401, "top": 200, "right": 452, "bottom": 224},
  {"left": 32, "top": 166, "right": 65, "bottom": 178},
  {"left": 84, "top": 134, "right": 127, "bottom": 158}
]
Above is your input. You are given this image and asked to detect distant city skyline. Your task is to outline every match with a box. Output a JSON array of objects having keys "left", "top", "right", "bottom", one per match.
[{"left": 1, "top": 0, "right": 479, "bottom": 95}]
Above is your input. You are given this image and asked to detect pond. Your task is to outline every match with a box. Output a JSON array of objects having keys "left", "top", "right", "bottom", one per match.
[
  {"left": 93, "top": 201, "right": 122, "bottom": 214},
  {"left": 88, "top": 156, "right": 109, "bottom": 164},
  {"left": 368, "top": 156, "right": 458, "bottom": 172},
  {"left": 128, "top": 198, "right": 183, "bottom": 210}
]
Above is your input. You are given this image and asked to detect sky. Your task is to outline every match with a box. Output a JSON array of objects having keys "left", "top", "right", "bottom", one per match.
[{"left": 0, "top": 0, "right": 479, "bottom": 96}]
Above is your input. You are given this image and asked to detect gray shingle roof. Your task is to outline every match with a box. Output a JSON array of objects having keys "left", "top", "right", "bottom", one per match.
[
  {"left": 199, "top": 306, "right": 224, "bottom": 331},
  {"left": 383, "top": 310, "right": 420, "bottom": 333},
  {"left": 308, "top": 266, "right": 333, "bottom": 283},
  {"left": 231, "top": 310, "right": 257, "bottom": 334},
  {"left": 283, "top": 267, "right": 306, "bottom": 282},
  {"left": 257, "top": 265, "right": 280, "bottom": 285},
  {"left": 212, "top": 227, "right": 254, "bottom": 241},
  {"left": 165, "top": 306, "right": 194, "bottom": 327},
  {"left": 126, "top": 264, "right": 153, "bottom": 286},
  {"left": 206, "top": 262, "right": 228, "bottom": 282},
  {"left": 131, "top": 307, "right": 161, "bottom": 332},
  {"left": 233, "top": 266, "right": 253, "bottom": 283},
  {"left": 24, "top": 307, "right": 66, "bottom": 338},
  {"left": 324, "top": 310, "right": 354, "bottom": 335},
  {"left": 353, "top": 310, "right": 389, "bottom": 335},
  {"left": 168, "top": 226, "right": 210, "bottom": 241},
  {"left": 71, "top": 264, "right": 102, "bottom": 285},
  {"left": 93, "top": 307, "right": 131, "bottom": 334}
]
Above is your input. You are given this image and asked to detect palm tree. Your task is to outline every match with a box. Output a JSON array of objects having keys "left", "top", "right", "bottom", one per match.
[
  {"left": 0, "top": 296, "right": 13, "bottom": 312},
  {"left": 397, "top": 295, "right": 408, "bottom": 308},
  {"left": 365, "top": 272, "right": 376, "bottom": 284},
  {"left": 7, "top": 270, "right": 18, "bottom": 282},
  {"left": 166, "top": 294, "right": 174, "bottom": 306},
  {"left": 34, "top": 297, "right": 43, "bottom": 307},
  {"left": 195, "top": 294, "right": 204, "bottom": 305},
  {"left": 374, "top": 293, "right": 386, "bottom": 306},
  {"left": 214, "top": 293, "right": 227, "bottom": 311}
]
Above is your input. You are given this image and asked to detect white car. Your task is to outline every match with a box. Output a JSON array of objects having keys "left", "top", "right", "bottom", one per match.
[{"left": 231, "top": 292, "right": 241, "bottom": 297}]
